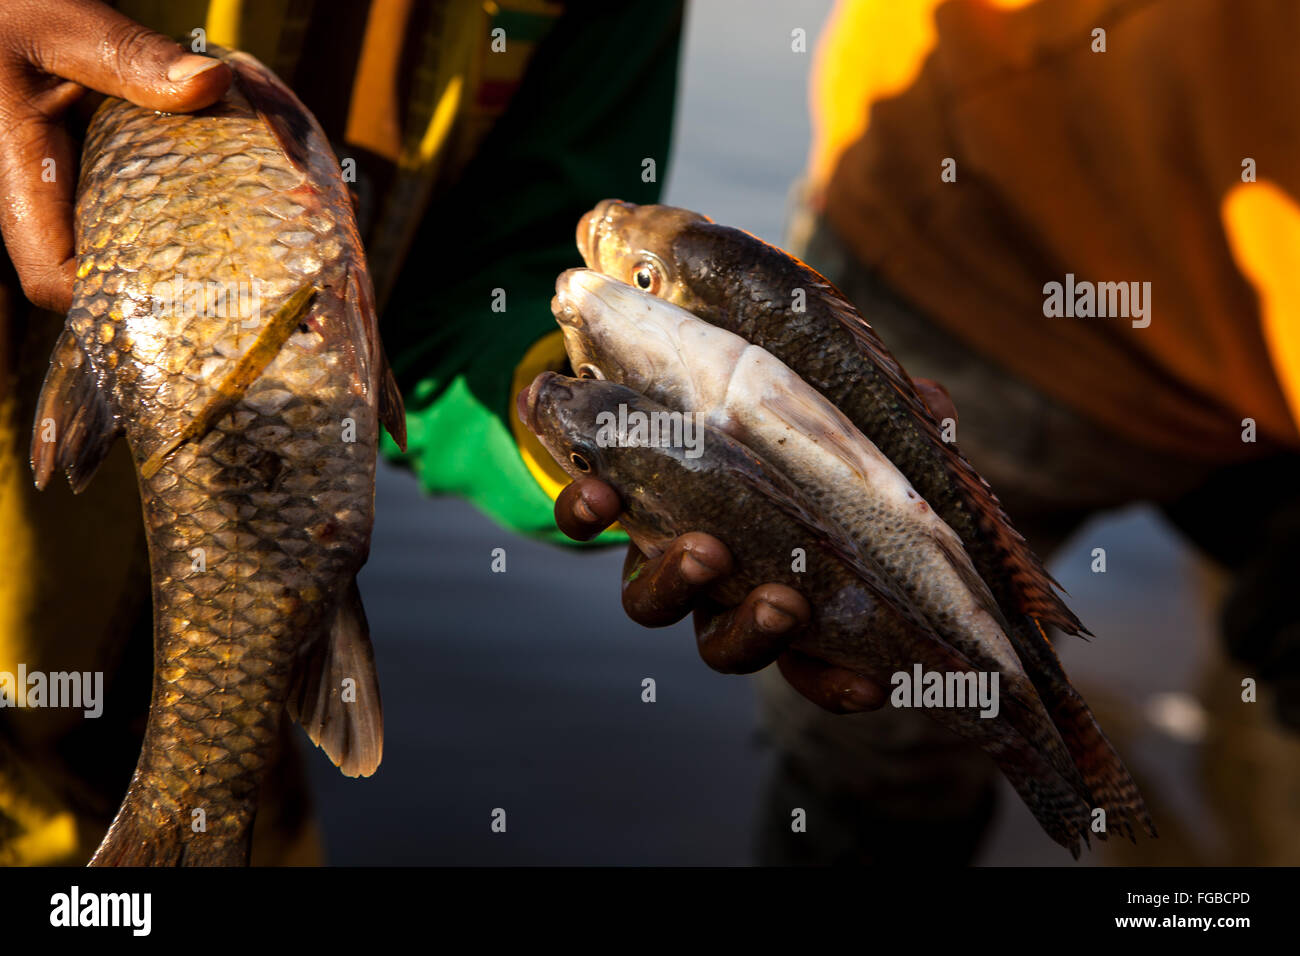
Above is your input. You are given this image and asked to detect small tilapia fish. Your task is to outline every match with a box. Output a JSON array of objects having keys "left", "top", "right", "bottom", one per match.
[
  {"left": 523, "top": 372, "right": 1095, "bottom": 852},
  {"left": 553, "top": 267, "right": 1089, "bottom": 799},
  {"left": 578, "top": 200, "right": 1153, "bottom": 842},
  {"left": 31, "top": 49, "right": 406, "bottom": 865}
]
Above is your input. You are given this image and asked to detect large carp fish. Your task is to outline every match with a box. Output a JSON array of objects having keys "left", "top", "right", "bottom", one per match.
[
  {"left": 30, "top": 49, "right": 406, "bottom": 865},
  {"left": 574, "top": 200, "right": 1155, "bottom": 850}
]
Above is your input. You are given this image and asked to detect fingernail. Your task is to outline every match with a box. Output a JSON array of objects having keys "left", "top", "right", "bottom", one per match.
[
  {"left": 168, "top": 55, "right": 223, "bottom": 82},
  {"left": 753, "top": 599, "right": 798, "bottom": 634},
  {"left": 841, "top": 678, "right": 884, "bottom": 712},
  {"left": 573, "top": 496, "right": 597, "bottom": 524},
  {"left": 680, "top": 551, "right": 722, "bottom": 584}
]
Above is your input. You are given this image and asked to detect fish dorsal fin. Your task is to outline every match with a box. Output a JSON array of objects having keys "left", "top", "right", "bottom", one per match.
[
  {"left": 288, "top": 578, "right": 384, "bottom": 778},
  {"left": 679, "top": 431, "right": 1092, "bottom": 812},
  {"left": 222, "top": 49, "right": 315, "bottom": 174},
  {"left": 30, "top": 328, "right": 122, "bottom": 493},
  {"left": 815, "top": 280, "right": 1088, "bottom": 635}
]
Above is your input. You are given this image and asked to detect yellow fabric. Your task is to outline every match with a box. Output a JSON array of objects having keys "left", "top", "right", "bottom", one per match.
[
  {"left": 344, "top": 0, "right": 415, "bottom": 162},
  {"left": 808, "top": 0, "right": 937, "bottom": 192},
  {"left": 0, "top": 329, "right": 149, "bottom": 866},
  {"left": 509, "top": 330, "right": 575, "bottom": 501},
  {"left": 1223, "top": 181, "right": 1300, "bottom": 430},
  {"left": 204, "top": 0, "right": 243, "bottom": 46},
  {"left": 0, "top": 387, "right": 70, "bottom": 865},
  {"left": 0, "top": 794, "right": 78, "bottom": 867},
  {"left": 3, "top": 0, "right": 561, "bottom": 867},
  {"left": 811, "top": 0, "right": 1300, "bottom": 458},
  {"left": 0, "top": 399, "right": 36, "bottom": 697}
]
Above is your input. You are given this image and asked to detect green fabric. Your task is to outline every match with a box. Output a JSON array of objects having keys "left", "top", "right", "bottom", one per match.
[{"left": 381, "top": 0, "right": 683, "bottom": 545}]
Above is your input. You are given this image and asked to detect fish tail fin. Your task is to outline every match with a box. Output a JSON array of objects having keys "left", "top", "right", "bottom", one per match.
[
  {"left": 288, "top": 578, "right": 384, "bottom": 778},
  {"left": 998, "top": 675, "right": 1095, "bottom": 806},
  {"left": 991, "top": 744, "right": 1093, "bottom": 857},
  {"left": 89, "top": 789, "right": 252, "bottom": 866},
  {"left": 1013, "top": 618, "right": 1155, "bottom": 841},
  {"left": 922, "top": 703, "right": 1092, "bottom": 855},
  {"left": 1046, "top": 682, "right": 1155, "bottom": 841}
]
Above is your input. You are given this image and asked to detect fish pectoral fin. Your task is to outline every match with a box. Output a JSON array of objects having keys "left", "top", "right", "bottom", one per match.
[
  {"left": 758, "top": 384, "right": 884, "bottom": 488},
  {"left": 30, "top": 328, "right": 121, "bottom": 493},
  {"left": 343, "top": 264, "right": 406, "bottom": 450},
  {"left": 930, "top": 529, "right": 1012, "bottom": 635},
  {"left": 140, "top": 283, "right": 317, "bottom": 480},
  {"left": 379, "top": 349, "right": 407, "bottom": 452},
  {"left": 288, "top": 578, "right": 384, "bottom": 778}
]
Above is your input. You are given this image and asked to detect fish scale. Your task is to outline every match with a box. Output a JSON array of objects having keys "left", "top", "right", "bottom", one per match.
[
  {"left": 524, "top": 373, "right": 1096, "bottom": 854},
  {"left": 32, "top": 48, "right": 404, "bottom": 865},
  {"left": 578, "top": 199, "right": 1155, "bottom": 846}
]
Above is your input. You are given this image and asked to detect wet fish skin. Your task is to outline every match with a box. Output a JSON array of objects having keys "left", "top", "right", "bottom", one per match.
[
  {"left": 578, "top": 200, "right": 1153, "bottom": 841},
  {"left": 552, "top": 268, "right": 1097, "bottom": 799},
  {"left": 522, "top": 372, "right": 1095, "bottom": 854},
  {"left": 577, "top": 200, "right": 1075, "bottom": 628},
  {"left": 31, "top": 49, "right": 404, "bottom": 865},
  {"left": 554, "top": 268, "right": 1016, "bottom": 668}
]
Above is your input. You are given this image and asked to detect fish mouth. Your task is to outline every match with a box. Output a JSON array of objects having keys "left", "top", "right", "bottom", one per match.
[
  {"left": 553, "top": 268, "right": 602, "bottom": 329},
  {"left": 576, "top": 199, "right": 634, "bottom": 267},
  {"left": 518, "top": 371, "right": 569, "bottom": 433},
  {"left": 550, "top": 292, "right": 582, "bottom": 331},
  {"left": 517, "top": 373, "right": 544, "bottom": 431},
  {"left": 576, "top": 207, "right": 600, "bottom": 265}
]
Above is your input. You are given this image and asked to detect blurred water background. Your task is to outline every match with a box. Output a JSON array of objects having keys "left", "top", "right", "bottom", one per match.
[{"left": 311, "top": 0, "right": 1221, "bottom": 865}]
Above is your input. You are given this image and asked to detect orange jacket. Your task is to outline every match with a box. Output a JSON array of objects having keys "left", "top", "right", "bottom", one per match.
[{"left": 811, "top": 0, "right": 1300, "bottom": 461}]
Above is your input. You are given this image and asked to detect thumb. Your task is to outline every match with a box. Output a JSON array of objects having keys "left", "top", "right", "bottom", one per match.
[{"left": 25, "top": 4, "right": 230, "bottom": 112}]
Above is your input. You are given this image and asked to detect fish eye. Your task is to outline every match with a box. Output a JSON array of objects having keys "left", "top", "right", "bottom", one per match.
[
  {"left": 570, "top": 452, "right": 592, "bottom": 473},
  {"left": 576, "top": 363, "right": 603, "bottom": 380},
  {"left": 632, "top": 260, "right": 661, "bottom": 293}
]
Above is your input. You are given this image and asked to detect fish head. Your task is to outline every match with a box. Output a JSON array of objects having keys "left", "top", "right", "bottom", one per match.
[
  {"left": 520, "top": 371, "right": 639, "bottom": 483},
  {"left": 576, "top": 200, "right": 711, "bottom": 309},
  {"left": 551, "top": 268, "right": 633, "bottom": 384},
  {"left": 553, "top": 268, "right": 724, "bottom": 411},
  {"left": 520, "top": 371, "right": 702, "bottom": 549}
]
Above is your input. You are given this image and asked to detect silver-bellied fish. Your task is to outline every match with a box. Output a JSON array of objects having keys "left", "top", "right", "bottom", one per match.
[
  {"left": 523, "top": 372, "right": 1097, "bottom": 853},
  {"left": 577, "top": 199, "right": 1153, "bottom": 844},
  {"left": 553, "top": 267, "right": 1087, "bottom": 806}
]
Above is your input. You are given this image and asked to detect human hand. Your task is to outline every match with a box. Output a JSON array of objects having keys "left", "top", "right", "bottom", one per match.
[
  {"left": 0, "top": 0, "right": 231, "bottom": 312},
  {"left": 551, "top": 378, "right": 957, "bottom": 713}
]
